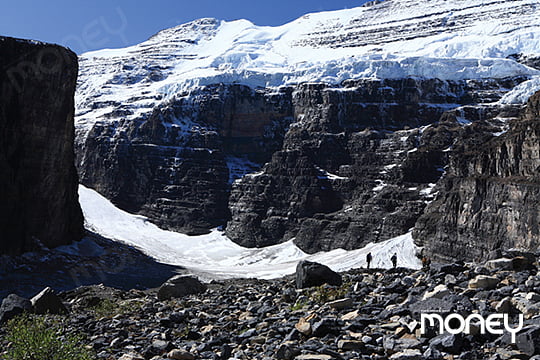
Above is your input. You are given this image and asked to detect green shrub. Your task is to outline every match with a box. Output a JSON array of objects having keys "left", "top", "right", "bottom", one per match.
[
  {"left": 91, "top": 298, "right": 143, "bottom": 318},
  {"left": 4, "top": 314, "right": 94, "bottom": 360},
  {"left": 289, "top": 299, "right": 309, "bottom": 311},
  {"left": 310, "top": 282, "right": 352, "bottom": 303}
]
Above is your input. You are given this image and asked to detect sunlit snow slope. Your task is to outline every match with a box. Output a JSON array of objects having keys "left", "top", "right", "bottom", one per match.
[
  {"left": 79, "top": 185, "right": 421, "bottom": 280},
  {"left": 76, "top": 0, "right": 540, "bottom": 135}
]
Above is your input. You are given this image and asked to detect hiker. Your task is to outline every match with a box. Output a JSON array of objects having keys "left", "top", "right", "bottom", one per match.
[
  {"left": 391, "top": 253, "right": 397, "bottom": 269},
  {"left": 422, "top": 256, "right": 431, "bottom": 270},
  {"left": 366, "top": 252, "right": 372, "bottom": 269}
]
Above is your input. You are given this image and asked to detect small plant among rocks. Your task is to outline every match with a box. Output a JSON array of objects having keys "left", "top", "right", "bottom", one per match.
[
  {"left": 4, "top": 313, "right": 95, "bottom": 360},
  {"left": 91, "top": 298, "right": 143, "bottom": 318},
  {"left": 289, "top": 299, "right": 309, "bottom": 311},
  {"left": 310, "top": 282, "right": 352, "bottom": 303}
]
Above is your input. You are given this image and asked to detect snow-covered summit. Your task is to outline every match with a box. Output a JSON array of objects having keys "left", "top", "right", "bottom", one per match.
[{"left": 76, "top": 0, "right": 540, "bottom": 133}]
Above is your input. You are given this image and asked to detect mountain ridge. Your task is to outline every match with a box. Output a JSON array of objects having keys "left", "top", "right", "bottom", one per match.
[{"left": 74, "top": 0, "right": 540, "bottom": 259}]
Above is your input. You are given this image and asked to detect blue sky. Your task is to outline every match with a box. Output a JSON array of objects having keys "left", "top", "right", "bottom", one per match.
[{"left": 1, "top": 0, "right": 369, "bottom": 54}]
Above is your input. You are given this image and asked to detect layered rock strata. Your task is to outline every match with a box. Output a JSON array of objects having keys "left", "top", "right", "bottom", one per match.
[
  {"left": 414, "top": 90, "right": 540, "bottom": 262},
  {"left": 226, "top": 78, "right": 525, "bottom": 252}
]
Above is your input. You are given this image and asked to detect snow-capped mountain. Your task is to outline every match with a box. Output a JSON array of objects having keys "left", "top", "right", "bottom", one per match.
[
  {"left": 77, "top": 0, "right": 540, "bottom": 132},
  {"left": 75, "top": 0, "right": 540, "bottom": 260}
]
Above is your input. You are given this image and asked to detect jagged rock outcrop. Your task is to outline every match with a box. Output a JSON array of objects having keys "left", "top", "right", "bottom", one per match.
[
  {"left": 0, "top": 36, "right": 84, "bottom": 255},
  {"left": 414, "top": 90, "right": 540, "bottom": 262},
  {"left": 226, "top": 78, "right": 525, "bottom": 252}
]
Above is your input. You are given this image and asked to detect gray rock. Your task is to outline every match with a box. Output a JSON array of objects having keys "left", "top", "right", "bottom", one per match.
[
  {"left": 311, "top": 318, "right": 340, "bottom": 337},
  {"left": 485, "top": 258, "right": 513, "bottom": 271},
  {"left": 495, "top": 297, "right": 513, "bottom": 313},
  {"left": 294, "top": 355, "right": 333, "bottom": 360},
  {"left": 167, "top": 349, "right": 196, "bottom": 360},
  {"left": 295, "top": 260, "right": 342, "bottom": 289},
  {"left": 326, "top": 297, "right": 353, "bottom": 310},
  {"left": 276, "top": 342, "right": 301, "bottom": 360},
  {"left": 511, "top": 296, "right": 540, "bottom": 319},
  {"left": 337, "top": 339, "right": 364, "bottom": 350},
  {"left": 409, "top": 298, "right": 455, "bottom": 318},
  {"left": 226, "top": 78, "right": 520, "bottom": 253},
  {"left": 118, "top": 354, "right": 145, "bottom": 360},
  {"left": 515, "top": 326, "right": 540, "bottom": 356},
  {"left": 31, "top": 287, "right": 67, "bottom": 315},
  {"left": 422, "top": 285, "right": 450, "bottom": 300},
  {"left": 0, "top": 294, "right": 31, "bottom": 324},
  {"left": 429, "top": 333, "right": 465, "bottom": 355},
  {"left": 157, "top": 275, "right": 207, "bottom": 301},
  {"left": 468, "top": 275, "right": 499, "bottom": 290},
  {"left": 389, "top": 349, "right": 423, "bottom": 360}
]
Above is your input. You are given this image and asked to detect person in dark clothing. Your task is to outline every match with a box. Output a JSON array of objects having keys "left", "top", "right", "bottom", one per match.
[
  {"left": 391, "top": 253, "right": 397, "bottom": 269},
  {"left": 366, "top": 252, "right": 372, "bottom": 269},
  {"left": 421, "top": 256, "right": 431, "bottom": 271}
]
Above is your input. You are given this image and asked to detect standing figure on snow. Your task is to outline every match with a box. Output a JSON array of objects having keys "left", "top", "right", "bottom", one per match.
[
  {"left": 391, "top": 253, "right": 397, "bottom": 269},
  {"left": 421, "top": 256, "right": 431, "bottom": 271},
  {"left": 366, "top": 252, "right": 372, "bottom": 269}
]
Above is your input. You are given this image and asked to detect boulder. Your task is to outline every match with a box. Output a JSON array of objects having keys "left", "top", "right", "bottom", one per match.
[
  {"left": 409, "top": 298, "right": 455, "bottom": 319},
  {"left": 526, "top": 292, "right": 540, "bottom": 302},
  {"left": 495, "top": 297, "right": 513, "bottom": 313},
  {"left": 429, "top": 333, "right": 466, "bottom": 354},
  {"left": 511, "top": 296, "right": 540, "bottom": 319},
  {"left": 295, "top": 317, "right": 312, "bottom": 336},
  {"left": 295, "top": 260, "right": 342, "bottom": 289},
  {"left": 389, "top": 349, "right": 423, "bottom": 360},
  {"left": 118, "top": 354, "right": 145, "bottom": 360},
  {"left": 512, "top": 256, "right": 536, "bottom": 271},
  {"left": 294, "top": 355, "right": 333, "bottom": 360},
  {"left": 516, "top": 326, "right": 540, "bottom": 356},
  {"left": 485, "top": 258, "right": 513, "bottom": 271},
  {"left": 311, "top": 318, "right": 340, "bottom": 337},
  {"left": 326, "top": 297, "right": 353, "bottom": 310},
  {"left": 468, "top": 275, "right": 499, "bottom": 290},
  {"left": 31, "top": 287, "right": 67, "bottom": 315},
  {"left": 337, "top": 339, "right": 364, "bottom": 350},
  {"left": 0, "top": 294, "right": 32, "bottom": 324},
  {"left": 168, "top": 349, "right": 196, "bottom": 360},
  {"left": 276, "top": 342, "right": 300, "bottom": 360},
  {"left": 422, "top": 284, "right": 450, "bottom": 300},
  {"left": 157, "top": 275, "right": 207, "bottom": 301}
]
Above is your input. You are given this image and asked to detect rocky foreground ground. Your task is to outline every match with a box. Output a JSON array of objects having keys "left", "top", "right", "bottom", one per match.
[{"left": 2, "top": 252, "right": 540, "bottom": 360}]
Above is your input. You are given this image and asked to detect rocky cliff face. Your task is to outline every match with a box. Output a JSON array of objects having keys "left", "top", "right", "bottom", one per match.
[
  {"left": 0, "top": 36, "right": 84, "bottom": 255},
  {"left": 74, "top": 0, "right": 540, "bottom": 256},
  {"left": 77, "top": 84, "right": 293, "bottom": 234},
  {"left": 414, "top": 91, "right": 540, "bottom": 262},
  {"left": 226, "top": 78, "right": 526, "bottom": 252},
  {"left": 77, "top": 74, "right": 526, "bottom": 247}
]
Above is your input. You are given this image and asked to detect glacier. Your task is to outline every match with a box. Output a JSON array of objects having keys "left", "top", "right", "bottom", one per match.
[{"left": 78, "top": 185, "right": 421, "bottom": 280}]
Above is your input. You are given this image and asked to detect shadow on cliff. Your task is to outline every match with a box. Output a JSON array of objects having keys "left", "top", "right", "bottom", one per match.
[{"left": 0, "top": 231, "right": 184, "bottom": 300}]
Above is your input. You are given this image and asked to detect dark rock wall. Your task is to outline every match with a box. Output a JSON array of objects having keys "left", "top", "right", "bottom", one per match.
[
  {"left": 76, "top": 74, "right": 535, "bottom": 254},
  {"left": 0, "top": 37, "right": 84, "bottom": 255},
  {"left": 77, "top": 84, "right": 294, "bottom": 235},
  {"left": 226, "top": 78, "right": 521, "bottom": 252},
  {"left": 414, "top": 91, "right": 540, "bottom": 262}
]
